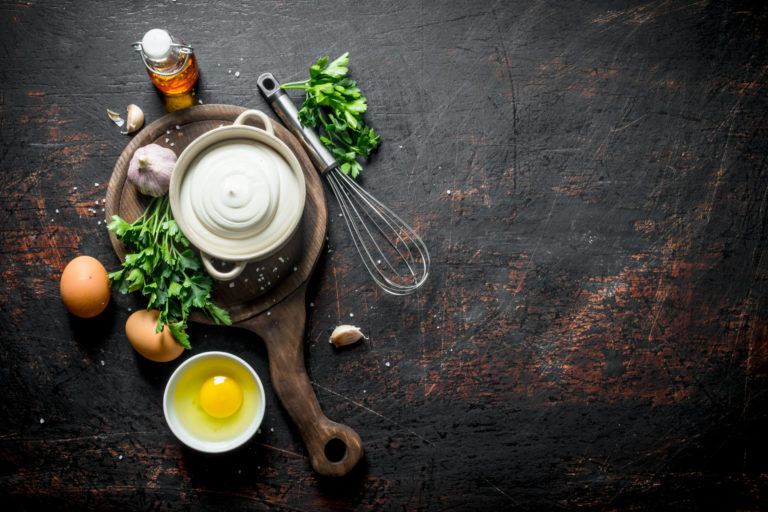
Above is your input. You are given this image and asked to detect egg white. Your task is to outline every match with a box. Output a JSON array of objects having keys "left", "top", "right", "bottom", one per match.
[{"left": 172, "top": 357, "right": 259, "bottom": 443}]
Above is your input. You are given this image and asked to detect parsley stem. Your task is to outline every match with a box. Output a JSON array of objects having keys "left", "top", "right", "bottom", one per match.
[{"left": 106, "top": 192, "right": 231, "bottom": 349}]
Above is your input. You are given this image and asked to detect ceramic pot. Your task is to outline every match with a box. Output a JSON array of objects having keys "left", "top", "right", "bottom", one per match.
[{"left": 169, "top": 110, "right": 306, "bottom": 280}]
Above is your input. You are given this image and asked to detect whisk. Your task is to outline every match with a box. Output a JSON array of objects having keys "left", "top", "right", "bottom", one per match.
[{"left": 257, "top": 73, "right": 430, "bottom": 295}]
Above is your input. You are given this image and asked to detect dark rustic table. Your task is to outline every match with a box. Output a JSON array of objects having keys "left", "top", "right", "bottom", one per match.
[{"left": 2, "top": 1, "right": 768, "bottom": 510}]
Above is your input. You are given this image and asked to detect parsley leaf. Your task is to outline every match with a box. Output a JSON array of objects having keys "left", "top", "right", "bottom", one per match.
[
  {"left": 281, "top": 52, "right": 380, "bottom": 178},
  {"left": 107, "top": 196, "right": 231, "bottom": 349}
]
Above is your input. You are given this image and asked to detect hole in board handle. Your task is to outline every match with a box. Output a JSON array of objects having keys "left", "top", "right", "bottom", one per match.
[{"left": 324, "top": 438, "right": 347, "bottom": 463}]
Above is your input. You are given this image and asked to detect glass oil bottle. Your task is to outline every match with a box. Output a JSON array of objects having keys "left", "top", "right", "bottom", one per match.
[{"left": 132, "top": 29, "right": 199, "bottom": 95}]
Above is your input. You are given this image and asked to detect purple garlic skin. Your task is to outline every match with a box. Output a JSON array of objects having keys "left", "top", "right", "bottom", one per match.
[{"left": 127, "top": 143, "right": 176, "bottom": 197}]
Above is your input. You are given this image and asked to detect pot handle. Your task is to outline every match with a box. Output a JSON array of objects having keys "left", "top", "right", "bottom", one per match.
[
  {"left": 234, "top": 109, "right": 274, "bottom": 136},
  {"left": 200, "top": 252, "right": 246, "bottom": 281}
]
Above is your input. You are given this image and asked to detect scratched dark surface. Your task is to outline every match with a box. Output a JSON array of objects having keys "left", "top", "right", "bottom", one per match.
[{"left": 2, "top": 0, "right": 768, "bottom": 510}]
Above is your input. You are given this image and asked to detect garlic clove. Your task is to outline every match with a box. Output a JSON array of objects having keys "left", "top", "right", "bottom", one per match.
[
  {"left": 106, "top": 109, "right": 125, "bottom": 128},
  {"left": 122, "top": 104, "right": 145, "bottom": 134},
  {"left": 330, "top": 325, "right": 366, "bottom": 347}
]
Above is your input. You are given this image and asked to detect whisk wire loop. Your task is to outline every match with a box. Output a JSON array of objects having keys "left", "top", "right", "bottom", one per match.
[{"left": 325, "top": 167, "right": 430, "bottom": 295}]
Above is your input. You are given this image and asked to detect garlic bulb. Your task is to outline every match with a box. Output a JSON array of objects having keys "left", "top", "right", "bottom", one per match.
[
  {"left": 127, "top": 143, "right": 176, "bottom": 196},
  {"left": 329, "top": 325, "right": 366, "bottom": 347}
]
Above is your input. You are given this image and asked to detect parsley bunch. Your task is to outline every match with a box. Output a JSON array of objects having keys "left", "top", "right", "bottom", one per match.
[
  {"left": 281, "top": 52, "right": 380, "bottom": 178},
  {"left": 107, "top": 196, "right": 231, "bottom": 348}
]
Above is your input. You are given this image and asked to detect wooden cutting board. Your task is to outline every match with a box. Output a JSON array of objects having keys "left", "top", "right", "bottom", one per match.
[{"left": 105, "top": 104, "right": 362, "bottom": 477}]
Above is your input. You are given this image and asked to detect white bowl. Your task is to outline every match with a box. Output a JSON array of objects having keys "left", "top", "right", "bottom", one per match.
[{"left": 163, "top": 351, "right": 266, "bottom": 453}]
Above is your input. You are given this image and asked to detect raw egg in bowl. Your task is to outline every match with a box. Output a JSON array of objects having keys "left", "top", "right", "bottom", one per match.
[{"left": 163, "top": 351, "right": 266, "bottom": 453}]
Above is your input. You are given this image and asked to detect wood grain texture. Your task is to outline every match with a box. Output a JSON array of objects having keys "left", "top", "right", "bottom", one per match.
[{"left": 1, "top": 0, "right": 768, "bottom": 510}]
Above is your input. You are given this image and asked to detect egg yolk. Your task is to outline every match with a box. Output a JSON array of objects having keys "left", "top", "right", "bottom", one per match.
[{"left": 199, "top": 375, "right": 243, "bottom": 418}]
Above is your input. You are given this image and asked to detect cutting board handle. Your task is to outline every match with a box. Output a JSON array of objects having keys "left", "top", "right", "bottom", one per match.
[{"left": 242, "top": 283, "right": 363, "bottom": 477}]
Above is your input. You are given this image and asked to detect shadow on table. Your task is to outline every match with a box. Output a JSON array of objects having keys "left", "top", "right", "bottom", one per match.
[
  {"left": 315, "top": 458, "right": 369, "bottom": 501},
  {"left": 158, "top": 73, "right": 208, "bottom": 113},
  {"left": 178, "top": 437, "right": 370, "bottom": 503},
  {"left": 67, "top": 299, "right": 117, "bottom": 353}
]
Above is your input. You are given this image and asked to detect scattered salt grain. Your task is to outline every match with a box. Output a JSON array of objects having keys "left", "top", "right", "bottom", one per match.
[
  {"left": 278, "top": 257, "right": 284, "bottom": 263},
  {"left": 234, "top": 71, "right": 240, "bottom": 78},
  {"left": 385, "top": 361, "right": 391, "bottom": 367},
  {"left": 170, "top": 142, "right": 175, "bottom": 147},
  {"left": 55, "top": 209, "right": 59, "bottom": 213},
  {"left": 118, "top": 455, "right": 123, "bottom": 460},
  {"left": 166, "top": 129, "right": 171, "bottom": 135},
  {"left": 94, "top": 182, "right": 99, "bottom": 187},
  {"left": 349, "top": 313, "right": 354, "bottom": 317},
  {"left": 73, "top": 186, "right": 77, "bottom": 190},
  {"left": 39, "top": 418, "right": 44, "bottom": 424},
  {"left": 267, "top": 312, "right": 270, "bottom": 316},
  {"left": 100, "top": 360, "right": 105, "bottom": 366},
  {"left": 447, "top": 190, "right": 451, "bottom": 194},
  {"left": 228, "top": 282, "right": 235, "bottom": 288},
  {"left": 198, "top": 99, "right": 204, "bottom": 104},
  {"left": 309, "top": 302, "right": 314, "bottom": 307},
  {"left": 293, "top": 266, "right": 297, "bottom": 271},
  {"left": 165, "top": 138, "right": 169, "bottom": 143},
  {"left": 175, "top": 125, "right": 180, "bottom": 130},
  {"left": 270, "top": 427, "right": 274, "bottom": 432}
]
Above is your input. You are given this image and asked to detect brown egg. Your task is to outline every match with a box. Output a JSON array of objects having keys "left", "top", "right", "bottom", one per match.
[
  {"left": 125, "top": 309, "right": 184, "bottom": 362},
  {"left": 59, "top": 255, "right": 111, "bottom": 318}
]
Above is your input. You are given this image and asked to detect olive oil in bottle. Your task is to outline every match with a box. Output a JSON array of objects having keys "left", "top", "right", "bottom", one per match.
[{"left": 133, "top": 29, "right": 199, "bottom": 95}]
